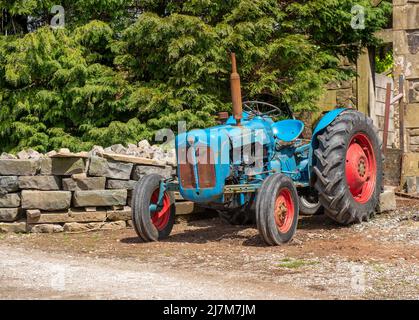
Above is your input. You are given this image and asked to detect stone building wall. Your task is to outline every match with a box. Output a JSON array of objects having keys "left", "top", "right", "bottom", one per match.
[{"left": 393, "top": 0, "right": 419, "bottom": 189}]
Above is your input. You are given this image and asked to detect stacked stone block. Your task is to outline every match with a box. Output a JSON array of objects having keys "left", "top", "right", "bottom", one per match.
[{"left": 0, "top": 148, "right": 175, "bottom": 233}]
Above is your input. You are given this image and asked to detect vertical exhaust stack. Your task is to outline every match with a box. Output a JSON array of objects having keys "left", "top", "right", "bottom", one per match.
[{"left": 230, "top": 53, "right": 243, "bottom": 126}]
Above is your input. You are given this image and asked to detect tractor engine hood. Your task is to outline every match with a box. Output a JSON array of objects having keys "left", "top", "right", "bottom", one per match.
[
  {"left": 176, "top": 125, "right": 231, "bottom": 203},
  {"left": 175, "top": 115, "right": 273, "bottom": 203}
]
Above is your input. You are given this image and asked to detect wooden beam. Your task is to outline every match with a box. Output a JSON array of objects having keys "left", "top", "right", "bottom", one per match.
[{"left": 383, "top": 83, "right": 392, "bottom": 155}]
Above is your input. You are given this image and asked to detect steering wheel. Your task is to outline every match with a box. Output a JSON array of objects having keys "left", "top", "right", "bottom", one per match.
[{"left": 242, "top": 101, "right": 285, "bottom": 119}]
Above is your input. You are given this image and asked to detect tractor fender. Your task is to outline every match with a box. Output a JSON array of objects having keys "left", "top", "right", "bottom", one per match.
[
  {"left": 308, "top": 108, "right": 347, "bottom": 181},
  {"left": 311, "top": 108, "right": 347, "bottom": 140}
]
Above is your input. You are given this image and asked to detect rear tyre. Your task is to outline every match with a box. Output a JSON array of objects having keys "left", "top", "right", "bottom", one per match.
[
  {"left": 256, "top": 174, "right": 299, "bottom": 245},
  {"left": 298, "top": 190, "right": 322, "bottom": 216},
  {"left": 313, "top": 110, "right": 383, "bottom": 225},
  {"left": 132, "top": 174, "right": 175, "bottom": 242}
]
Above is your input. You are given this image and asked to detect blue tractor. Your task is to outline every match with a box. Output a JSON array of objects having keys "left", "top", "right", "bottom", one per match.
[{"left": 132, "top": 53, "right": 383, "bottom": 245}]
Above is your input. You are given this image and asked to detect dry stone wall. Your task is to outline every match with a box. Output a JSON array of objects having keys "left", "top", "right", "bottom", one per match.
[{"left": 0, "top": 141, "right": 177, "bottom": 233}]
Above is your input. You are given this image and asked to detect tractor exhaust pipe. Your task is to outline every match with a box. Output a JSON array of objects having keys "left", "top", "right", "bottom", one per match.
[{"left": 230, "top": 53, "right": 243, "bottom": 126}]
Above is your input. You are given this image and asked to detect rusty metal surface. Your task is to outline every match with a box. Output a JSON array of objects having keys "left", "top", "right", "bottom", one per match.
[
  {"left": 178, "top": 147, "right": 195, "bottom": 189},
  {"left": 230, "top": 53, "right": 243, "bottom": 126},
  {"left": 383, "top": 83, "right": 392, "bottom": 156},
  {"left": 197, "top": 147, "right": 216, "bottom": 189},
  {"left": 178, "top": 146, "right": 216, "bottom": 189}
]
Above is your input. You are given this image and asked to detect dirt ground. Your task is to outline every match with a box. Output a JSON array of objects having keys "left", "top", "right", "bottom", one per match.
[{"left": 0, "top": 198, "right": 418, "bottom": 300}]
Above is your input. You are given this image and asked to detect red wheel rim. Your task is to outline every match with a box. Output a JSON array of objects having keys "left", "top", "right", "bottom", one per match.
[
  {"left": 345, "top": 133, "right": 377, "bottom": 204},
  {"left": 150, "top": 190, "right": 171, "bottom": 231},
  {"left": 274, "top": 188, "right": 295, "bottom": 233}
]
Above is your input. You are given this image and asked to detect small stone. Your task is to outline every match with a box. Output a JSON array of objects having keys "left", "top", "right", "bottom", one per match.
[
  {"left": 126, "top": 220, "right": 133, "bottom": 228},
  {"left": 101, "top": 220, "right": 126, "bottom": 230},
  {"left": 29, "top": 224, "right": 63, "bottom": 234},
  {"left": 18, "top": 176, "right": 61, "bottom": 190},
  {"left": 0, "top": 221, "right": 26, "bottom": 233},
  {"left": 26, "top": 209, "right": 41, "bottom": 219},
  {"left": 73, "top": 190, "right": 127, "bottom": 207},
  {"left": 46, "top": 150, "right": 57, "bottom": 157},
  {"left": 0, "top": 159, "right": 38, "bottom": 176},
  {"left": 27, "top": 149, "right": 41, "bottom": 160},
  {"left": 137, "top": 140, "right": 151, "bottom": 149},
  {"left": 21, "top": 190, "right": 72, "bottom": 211},
  {"left": 107, "top": 206, "right": 132, "bottom": 221},
  {"left": 63, "top": 222, "right": 104, "bottom": 232},
  {"left": 0, "top": 193, "right": 21, "bottom": 207},
  {"left": 71, "top": 173, "right": 87, "bottom": 179},
  {"left": 0, "top": 176, "right": 19, "bottom": 195},
  {"left": 0, "top": 152, "right": 17, "bottom": 160},
  {"left": 59, "top": 148, "right": 71, "bottom": 154},
  {"left": 0, "top": 208, "right": 21, "bottom": 222},
  {"left": 378, "top": 190, "right": 397, "bottom": 213},
  {"left": 17, "top": 150, "right": 30, "bottom": 159},
  {"left": 106, "top": 179, "right": 137, "bottom": 190},
  {"left": 62, "top": 177, "right": 106, "bottom": 191},
  {"left": 90, "top": 145, "right": 104, "bottom": 156},
  {"left": 110, "top": 144, "right": 127, "bottom": 154}
]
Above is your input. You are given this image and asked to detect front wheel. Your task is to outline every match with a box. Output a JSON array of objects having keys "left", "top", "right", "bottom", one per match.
[
  {"left": 256, "top": 174, "right": 299, "bottom": 245},
  {"left": 132, "top": 174, "right": 175, "bottom": 242}
]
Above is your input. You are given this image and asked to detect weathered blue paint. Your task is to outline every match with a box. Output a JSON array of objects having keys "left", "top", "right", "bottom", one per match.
[
  {"left": 272, "top": 120, "right": 305, "bottom": 143},
  {"left": 312, "top": 108, "right": 346, "bottom": 139},
  {"left": 307, "top": 108, "right": 347, "bottom": 180},
  {"left": 172, "top": 108, "right": 347, "bottom": 208}
]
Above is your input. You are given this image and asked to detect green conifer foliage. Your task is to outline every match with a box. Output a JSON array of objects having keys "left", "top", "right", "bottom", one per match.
[{"left": 0, "top": 1, "right": 391, "bottom": 152}]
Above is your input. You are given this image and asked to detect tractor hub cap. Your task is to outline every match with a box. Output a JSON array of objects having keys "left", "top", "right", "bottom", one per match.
[
  {"left": 345, "top": 133, "right": 377, "bottom": 204},
  {"left": 274, "top": 189, "right": 295, "bottom": 233},
  {"left": 149, "top": 190, "right": 171, "bottom": 231}
]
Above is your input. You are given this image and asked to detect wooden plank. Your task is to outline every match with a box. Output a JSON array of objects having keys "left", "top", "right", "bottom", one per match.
[
  {"left": 383, "top": 83, "right": 392, "bottom": 155},
  {"left": 50, "top": 152, "right": 89, "bottom": 159},
  {"left": 100, "top": 152, "right": 167, "bottom": 167},
  {"left": 357, "top": 49, "right": 371, "bottom": 115}
]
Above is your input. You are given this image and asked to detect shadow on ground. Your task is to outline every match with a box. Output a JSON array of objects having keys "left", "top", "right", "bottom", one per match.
[{"left": 120, "top": 213, "right": 344, "bottom": 247}]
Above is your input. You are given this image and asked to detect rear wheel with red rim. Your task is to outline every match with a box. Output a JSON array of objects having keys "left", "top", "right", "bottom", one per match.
[
  {"left": 256, "top": 174, "right": 299, "bottom": 246},
  {"left": 313, "top": 110, "right": 383, "bottom": 225},
  {"left": 132, "top": 174, "right": 175, "bottom": 242}
]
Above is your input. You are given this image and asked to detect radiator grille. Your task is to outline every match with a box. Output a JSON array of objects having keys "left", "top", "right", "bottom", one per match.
[{"left": 178, "top": 146, "right": 216, "bottom": 190}]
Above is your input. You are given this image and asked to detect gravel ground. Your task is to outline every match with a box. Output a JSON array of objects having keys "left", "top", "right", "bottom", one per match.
[{"left": 0, "top": 198, "right": 418, "bottom": 300}]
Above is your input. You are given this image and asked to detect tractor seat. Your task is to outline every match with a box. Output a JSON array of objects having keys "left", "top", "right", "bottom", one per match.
[{"left": 271, "top": 120, "right": 305, "bottom": 143}]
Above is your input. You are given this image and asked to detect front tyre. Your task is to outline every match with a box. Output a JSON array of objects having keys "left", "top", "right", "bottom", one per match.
[
  {"left": 132, "top": 174, "right": 175, "bottom": 242},
  {"left": 256, "top": 174, "right": 299, "bottom": 245},
  {"left": 313, "top": 110, "right": 383, "bottom": 225}
]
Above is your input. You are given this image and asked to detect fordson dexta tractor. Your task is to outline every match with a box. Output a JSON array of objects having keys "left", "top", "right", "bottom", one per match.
[{"left": 132, "top": 53, "right": 383, "bottom": 245}]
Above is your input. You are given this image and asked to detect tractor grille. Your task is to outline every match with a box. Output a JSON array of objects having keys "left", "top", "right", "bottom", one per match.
[{"left": 178, "top": 146, "right": 216, "bottom": 190}]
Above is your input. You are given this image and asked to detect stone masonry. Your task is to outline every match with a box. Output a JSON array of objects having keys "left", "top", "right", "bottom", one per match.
[
  {"left": 393, "top": 0, "right": 419, "bottom": 190},
  {"left": 0, "top": 141, "right": 176, "bottom": 233}
]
